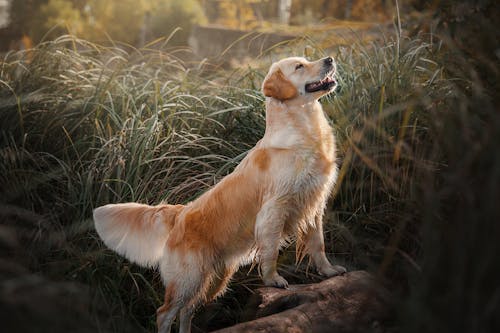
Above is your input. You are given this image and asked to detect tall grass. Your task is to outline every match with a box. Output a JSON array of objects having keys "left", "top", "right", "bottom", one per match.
[
  {"left": 326, "top": 34, "right": 447, "bottom": 274},
  {"left": 0, "top": 35, "right": 265, "bottom": 331},
  {"left": 1, "top": 36, "right": 266, "bottom": 213},
  {"left": 1, "top": 25, "right": 498, "bottom": 332}
]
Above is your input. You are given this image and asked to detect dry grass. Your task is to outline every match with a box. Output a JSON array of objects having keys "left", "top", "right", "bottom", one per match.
[{"left": 0, "top": 19, "right": 498, "bottom": 332}]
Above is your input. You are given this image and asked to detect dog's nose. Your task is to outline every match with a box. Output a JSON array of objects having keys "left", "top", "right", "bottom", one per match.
[{"left": 324, "top": 56, "right": 334, "bottom": 66}]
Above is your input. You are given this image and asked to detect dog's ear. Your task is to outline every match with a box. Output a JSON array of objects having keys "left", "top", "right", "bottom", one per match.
[{"left": 262, "top": 68, "right": 298, "bottom": 100}]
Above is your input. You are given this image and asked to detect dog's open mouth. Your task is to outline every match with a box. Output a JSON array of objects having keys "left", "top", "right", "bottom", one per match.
[{"left": 305, "top": 73, "right": 336, "bottom": 93}]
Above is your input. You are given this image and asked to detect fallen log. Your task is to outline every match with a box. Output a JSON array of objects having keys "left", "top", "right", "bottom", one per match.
[{"left": 213, "top": 271, "right": 392, "bottom": 333}]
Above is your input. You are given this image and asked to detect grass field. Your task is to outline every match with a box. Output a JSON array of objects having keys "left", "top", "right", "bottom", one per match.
[{"left": 1, "top": 18, "right": 498, "bottom": 332}]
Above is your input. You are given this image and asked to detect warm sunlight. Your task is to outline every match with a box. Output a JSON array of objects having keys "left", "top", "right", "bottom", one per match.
[{"left": 0, "top": 1, "right": 498, "bottom": 333}]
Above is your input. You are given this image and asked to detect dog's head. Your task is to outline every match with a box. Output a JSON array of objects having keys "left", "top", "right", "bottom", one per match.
[{"left": 262, "top": 56, "right": 337, "bottom": 102}]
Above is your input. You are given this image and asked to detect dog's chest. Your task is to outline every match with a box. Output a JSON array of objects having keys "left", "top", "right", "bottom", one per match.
[
  {"left": 292, "top": 140, "right": 336, "bottom": 192},
  {"left": 261, "top": 103, "right": 337, "bottom": 200},
  {"left": 280, "top": 143, "right": 337, "bottom": 232},
  {"left": 294, "top": 119, "right": 336, "bottom": 182}
]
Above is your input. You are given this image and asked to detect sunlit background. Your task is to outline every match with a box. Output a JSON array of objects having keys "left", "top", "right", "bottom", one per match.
[{"left": 1, "top": 1, "right": 430, "bottom": 51}]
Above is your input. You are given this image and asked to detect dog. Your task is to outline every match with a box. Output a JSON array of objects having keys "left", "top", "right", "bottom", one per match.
[{"left": 93, "top": 56, "right": 346, "bottom": 333}]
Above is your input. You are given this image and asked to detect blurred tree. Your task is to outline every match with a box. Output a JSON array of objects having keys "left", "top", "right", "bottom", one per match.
[
  {"left": 290, "top": 0, "right": 344, "bottom": 23},
  {"left": 82, "top": 0, "right": 147, "bottom": 44},
  {"left": 290, "top": 0, "right": 391, "bottom": 22},
  {"left": 204, "top": 0, "right": 261, "bottom": 29},
  {"left": 435, "top": 0, "right": 499, "bottom": 104},
  {"left": 149, "top": 0, "right": 206, "bottom": 45},
  {"left": 350, "top": 0, "right": 390, "bottom": 20},
  {"left": 8, "top": 0, "right": 48, "bottom": 40},
  {"left": 278, "top": 0, "right": 292, "bottom": 24},
  {"left": 5, "top": 0, "right": 207, "bottom": 46},
  {"left": 409, "top": 0, "right": 439, "bottom": 11},
  {"left": 39, "top": 0, "right": 83, "bottom": 41}
]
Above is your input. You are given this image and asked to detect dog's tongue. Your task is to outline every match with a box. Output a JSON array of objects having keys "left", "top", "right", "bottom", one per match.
[
  {"left": 307, "top": 81, "right": 322, "bottom": 90},
  {"left": 306, "top": 76, "right": 335, "bottom": 92}
]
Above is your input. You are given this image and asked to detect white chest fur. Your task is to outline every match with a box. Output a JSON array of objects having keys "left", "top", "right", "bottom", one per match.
[{"left": 260, "top": 99, "right": 337, "bottom": 197}]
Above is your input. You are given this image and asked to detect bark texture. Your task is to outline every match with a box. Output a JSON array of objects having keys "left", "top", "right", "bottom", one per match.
[{"left": 213, "top": 271, "right": 392, "bottom": 333}]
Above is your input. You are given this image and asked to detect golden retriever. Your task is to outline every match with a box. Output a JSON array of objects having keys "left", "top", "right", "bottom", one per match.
[{"left": 93, "top": 56, "right": 346, "bottom": 333}]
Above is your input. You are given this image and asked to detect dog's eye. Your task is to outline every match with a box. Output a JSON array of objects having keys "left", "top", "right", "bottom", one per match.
[{"left": 295, "top": 63, "right": 304, "bottom": 70}]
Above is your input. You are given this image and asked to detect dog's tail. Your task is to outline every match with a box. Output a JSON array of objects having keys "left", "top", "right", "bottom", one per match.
[{"left": 93, "top": 203, "right": 184, "bottom": 267}]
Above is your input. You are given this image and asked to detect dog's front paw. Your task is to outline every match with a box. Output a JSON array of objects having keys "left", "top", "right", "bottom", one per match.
[
  {"left": 263, "top": 273, "right": 289, "bottom": 289},
  {"left": 318, "top": 264, "right": 347, "bottom": 277}
]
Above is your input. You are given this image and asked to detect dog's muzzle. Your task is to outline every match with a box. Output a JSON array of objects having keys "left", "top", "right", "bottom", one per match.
[{"left": 305, "top": 57, "right": 336, "bottom": 93}]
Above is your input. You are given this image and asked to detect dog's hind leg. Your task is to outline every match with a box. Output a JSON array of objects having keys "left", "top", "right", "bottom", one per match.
[
  {"left": 178, "top": 305, "right": 196, "bottom": 333},
  {"left": 206, "top": 263, "right": 238, "bottom": 301},
  {"left": 157, "top": 279, "right": 203, "bottom": 333},
  {"left": 177, "top": 264, "right": 238, "bottom": 333},
  {"left": 157, "top": 306, "right": 180, "bottom": 333},
  {"left": 157, "top": 303, "right": 180, "bottom": 333},
  {"left": 158, "top": 253, "right": 212, "bottom": 333},
  {"left": 157, "top": 282, "right": 182, "bottom": 333}
]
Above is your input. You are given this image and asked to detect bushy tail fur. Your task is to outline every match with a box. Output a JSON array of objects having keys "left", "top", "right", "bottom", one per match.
[{"left": 93, "top": 203, "right": 184, "bottom": 267}]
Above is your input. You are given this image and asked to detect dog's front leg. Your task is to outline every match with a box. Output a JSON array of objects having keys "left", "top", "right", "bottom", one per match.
[
  {"left": 305, "top": 213, "right": 346, "bottom": 277},
  {"left": 255, "top": 202, "right": 289, "bottom": 288}
]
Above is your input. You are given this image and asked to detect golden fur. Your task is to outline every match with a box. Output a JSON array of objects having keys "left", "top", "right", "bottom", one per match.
[{"left": 94, "top": 56, "right": 346, "bottom": 333}]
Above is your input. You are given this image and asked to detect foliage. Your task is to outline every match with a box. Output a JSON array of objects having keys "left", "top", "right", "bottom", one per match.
[
  {"left": 1, "top": 13, "right": 499, "bottom": 331},
  {"left": 7, "top": 0, "right": 48, "bottom": 38},
  {"left": 0, "top": 35, "right": 263, "bottom": 331},
  {"left": 82, "top": 0, "right": 149, "bottom": 44},
  {"left": 5, "top": 0, "right": 207, "bottom": 45},
  {"left": 39, "top": 0, "right": 83, "bottom": 39},
  {"left": 209, "top": 0, "right": 260, "bottom": 29},
  {"left": 149, "top": 0, "right": 207, "bottom": 46}
]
